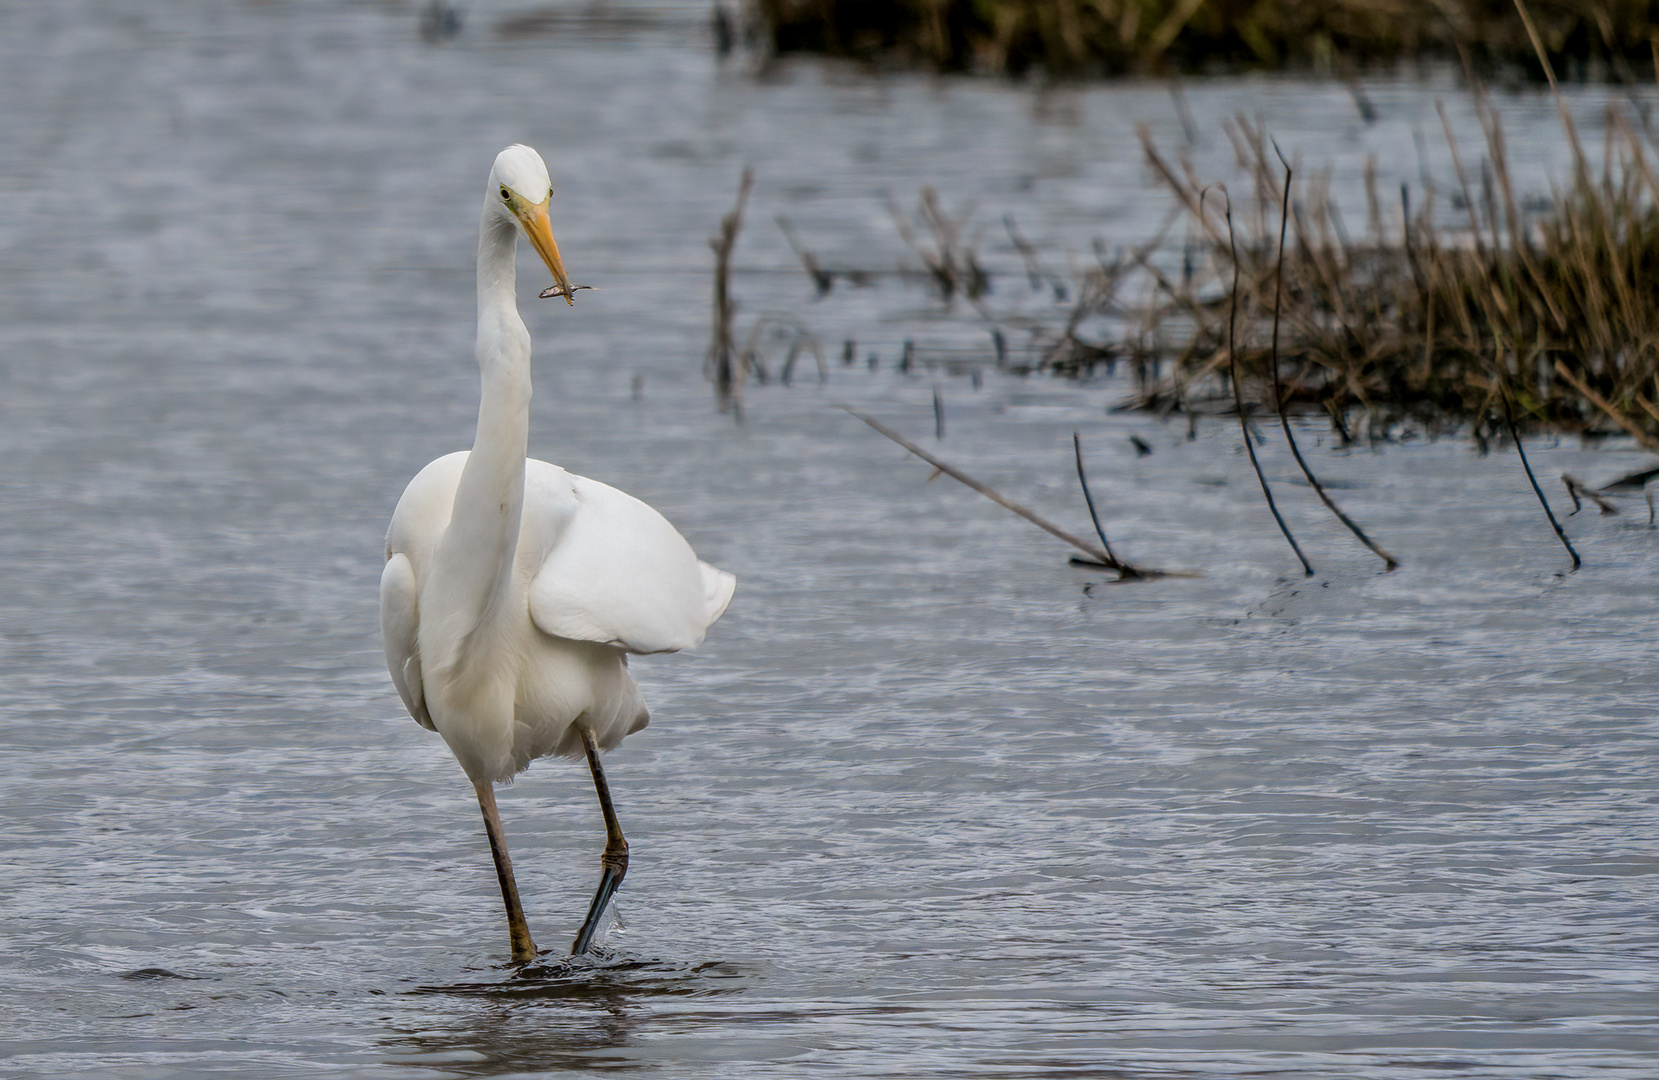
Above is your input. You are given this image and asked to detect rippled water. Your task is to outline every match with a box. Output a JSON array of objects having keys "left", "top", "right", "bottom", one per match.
[{"left": 2, "top": 2, "right": 1657, "bottom": 1077}]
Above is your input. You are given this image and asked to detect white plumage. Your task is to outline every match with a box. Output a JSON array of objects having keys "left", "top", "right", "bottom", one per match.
[
  {"left": 382, "top": 452, "right": 734, "bottom": 779},
  {"left": 378, "top": 144, "right": 734, "bottom": 960}
]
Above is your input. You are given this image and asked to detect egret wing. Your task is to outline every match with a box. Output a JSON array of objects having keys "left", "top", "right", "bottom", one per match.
[
  {"left": 528, "top": 474, "right": 733, "bottom": 654},
  {"left": 380, "top": 552, "right": 434, "bottom": 730}
]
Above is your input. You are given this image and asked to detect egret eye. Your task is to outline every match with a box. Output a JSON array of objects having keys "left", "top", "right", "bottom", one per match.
[{"left": 500, "top": 186, "right": 511, "bottom": 201}]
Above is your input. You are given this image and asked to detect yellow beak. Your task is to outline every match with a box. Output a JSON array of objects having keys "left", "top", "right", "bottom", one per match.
[{"left": 517, "top": 198, "right": 575, "bottom": 306}]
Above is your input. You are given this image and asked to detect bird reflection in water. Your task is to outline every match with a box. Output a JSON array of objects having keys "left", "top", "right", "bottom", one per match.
[{"left": 389, "top": 958, "right": 755, "bottom": 1075}]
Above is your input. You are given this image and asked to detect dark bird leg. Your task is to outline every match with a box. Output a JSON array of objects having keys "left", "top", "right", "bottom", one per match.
[
  {"left": 473, "top": 780, "right": 538, "bottom": 963},
  {"left": 571, "top": 727, "right": 629, "bottom": 955}
]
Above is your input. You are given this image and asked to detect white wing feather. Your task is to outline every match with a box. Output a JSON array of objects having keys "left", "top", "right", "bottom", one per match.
[
  {"left": 379, "top": 552, "right": 434, "bottom": 730},
  {"left": 528, "top": 471, "right": 734, "bottom": 654}
]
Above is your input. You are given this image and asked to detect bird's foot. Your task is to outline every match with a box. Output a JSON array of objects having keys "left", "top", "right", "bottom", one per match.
[{"left": 571, "top": 841, "right": 628, "bottom": 956}]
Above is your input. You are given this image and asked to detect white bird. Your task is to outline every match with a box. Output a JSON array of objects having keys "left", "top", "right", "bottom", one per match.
[{"left": 379, "top": 145, "right": 735, "bottom": 962}]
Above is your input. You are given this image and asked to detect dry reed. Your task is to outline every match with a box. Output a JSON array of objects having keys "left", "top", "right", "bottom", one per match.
[{"left": 1049, "top": 99, "right": 1659, "bottom": 447}]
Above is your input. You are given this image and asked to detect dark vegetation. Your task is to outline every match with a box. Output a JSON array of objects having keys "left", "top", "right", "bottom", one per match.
[{"left": 748, "top": 0, "right": 1659, "bottom": 81}]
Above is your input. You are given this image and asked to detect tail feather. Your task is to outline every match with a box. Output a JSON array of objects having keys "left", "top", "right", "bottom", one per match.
[{"left": 700, "top": 562, "right": 737, "bottom": 626}]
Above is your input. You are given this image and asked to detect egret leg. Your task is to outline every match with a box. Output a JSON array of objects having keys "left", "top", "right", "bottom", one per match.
[
  {"left": 571, "top": 727, "right": 629, "bottom": 956},
  {"left": 473, "top": 780, "right": 539, "bottom": 964}
]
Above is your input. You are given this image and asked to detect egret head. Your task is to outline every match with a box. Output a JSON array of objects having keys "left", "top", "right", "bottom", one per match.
[{"left": 490, "top": 144, "right": 576, "bottom": 305}]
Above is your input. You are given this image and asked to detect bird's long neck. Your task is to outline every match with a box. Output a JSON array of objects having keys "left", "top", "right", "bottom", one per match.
[{"left": 440, "top": 207, "right": 531, "bottom": 630}]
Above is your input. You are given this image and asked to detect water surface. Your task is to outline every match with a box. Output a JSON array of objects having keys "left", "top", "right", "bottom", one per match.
[{"left": 1, "top": 2, "right": 1656, "bottom": 1077}]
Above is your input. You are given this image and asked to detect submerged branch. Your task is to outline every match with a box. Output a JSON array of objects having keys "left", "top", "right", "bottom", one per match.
[{"left": 840, "top": 405, "right": 1185, "bottom": 579}]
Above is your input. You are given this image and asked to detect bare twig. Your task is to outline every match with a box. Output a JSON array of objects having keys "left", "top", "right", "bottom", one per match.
[
  {"left": 1561, "top": 474, "right": 1619, "bottom": 515},
  {"left": 1561, "top": 474, "right": 1582, "bottom": 514},
  {"left": 1501, "top": 393, "right": 1581, "bottom": 570},
  {"left": 1597, "top": 463, "right": 1659, "bottom": 490},
  {"left": 1073, "top": 432, "right": 1142, "bottom": 580},
  {"left": 1214, "top": 187, "right": 1314, "bottom": 577},
  {"left": 1267, "top": 145, "right": 1400, "bottom": 571},
  {"left": 840, "top": 405, "right": 1183, "bottom": 578}
]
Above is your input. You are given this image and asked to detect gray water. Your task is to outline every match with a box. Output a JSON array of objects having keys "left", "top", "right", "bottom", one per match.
[{"left": 2, "top": 2, "right": 1657, "bottom": 1077}]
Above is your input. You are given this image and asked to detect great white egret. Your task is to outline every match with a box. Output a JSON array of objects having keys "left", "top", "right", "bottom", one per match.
[{"left": 379, "top": 145, "right": 736, "bottom": 962}]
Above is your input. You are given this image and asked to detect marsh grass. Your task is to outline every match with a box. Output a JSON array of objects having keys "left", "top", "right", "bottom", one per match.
[{"left": 1045, "top": 97, "right": 1659, "bottom": 445}]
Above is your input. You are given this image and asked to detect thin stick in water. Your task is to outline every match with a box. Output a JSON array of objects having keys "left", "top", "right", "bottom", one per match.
[
  {"left": 840, "top": 405, "right": 1182, "bottom": 578},
  {"left": 1502, "top": 394, "right": 1581, "bottom": 571},
  {"left": 1267, "top": 145, "right": 1400, "bottom": 571},
  {"left": 1072, "top": 432, "right": 1140, "bottom": 580},
  {"left": 1213, "top": 188, "right": 1314, "bottom": 577}
]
